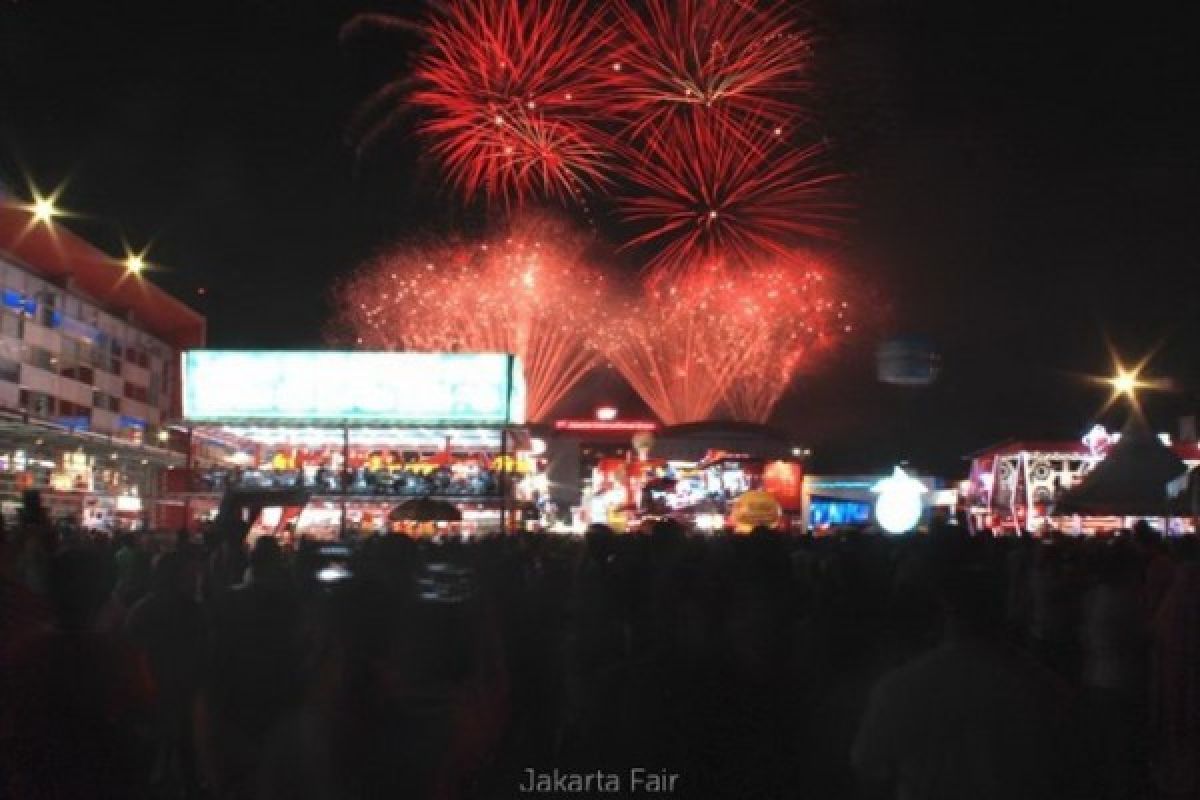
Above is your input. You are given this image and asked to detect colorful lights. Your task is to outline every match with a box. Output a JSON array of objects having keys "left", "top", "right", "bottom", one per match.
[{"left": 554, "top": 419, "right": 658, "bottom": 432}]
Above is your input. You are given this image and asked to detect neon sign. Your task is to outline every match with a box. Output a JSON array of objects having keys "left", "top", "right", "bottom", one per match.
[{"left": 554, "top": 420, "right": 658, "bottom": 432}]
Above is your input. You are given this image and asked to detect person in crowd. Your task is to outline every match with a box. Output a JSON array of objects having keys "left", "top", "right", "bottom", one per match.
[
  {"left": 1150, "top": 536, "right": 1200, "bottom": 798},
  {"left": 1079, "top": 540, "right": 1149, "bottom": 799},
  {"left": 127, "top": 551, "right": 206, "bottom": 794},
  {"left": 1, "top": 546, "right": 155, "bottom": 799},
  {"left": 1027, "top": 540, "right": 1083, "bottom": 681},
  {"left": 197, "top": 536, "right": 302, "bottom": 799},
  {"left": 852, "top": 553, "right": 1085, "bottom": 800}
]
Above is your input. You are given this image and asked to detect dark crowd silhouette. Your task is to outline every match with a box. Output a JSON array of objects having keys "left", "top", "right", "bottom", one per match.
[{"left": 3, "top": 500, "right": 1199, "bottom": 799}]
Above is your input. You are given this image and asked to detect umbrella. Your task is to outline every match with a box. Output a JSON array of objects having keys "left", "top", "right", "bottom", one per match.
[
  {"left": 389, "top": 497, "right": 462, "bottom": 522},
  {"left": 1056, "top": 418, "right": 1187, "bottom": 517}
]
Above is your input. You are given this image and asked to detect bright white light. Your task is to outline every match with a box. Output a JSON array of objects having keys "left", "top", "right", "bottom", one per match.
[
  {"left": 872, "top": 466, "right": 927, "bottom": 534},
  {"left": 126, "top": 254, "right": 146, "bottom": 273},
  {"left": 1111, "top": 369, "right": 1138, "bottom": 395},
  {"left": 595, "top": 406, "right": 618, "bottom": 421},
  {"left": 530, "top": 437, "right": 547, "bottom": 455},
  {"left": 32, "top": 196, "right": 58, "bottom": 223},
  {"left": 317, "top": 565, "right": 352, "bottom": 583}
]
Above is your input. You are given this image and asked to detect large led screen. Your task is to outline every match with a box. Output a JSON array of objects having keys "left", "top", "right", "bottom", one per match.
[{"left": 182, "top": 351, "right": 526, "bottom": 425}]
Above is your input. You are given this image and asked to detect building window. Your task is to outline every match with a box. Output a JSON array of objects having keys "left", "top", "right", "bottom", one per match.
[
  {"left": 61, "top": 363, "right": 95, "bottom": 384},
  {"left": 0, "top": 356, "right": 19, "bottom": 383},
  {"left": 0, "top": 310, "right": 22, "bottom": 339},
  {"left": 19, "top": 389, "right": 56, "bottom": 417},
  {"left": 25, "top": 345, "right": 55, "bottom": 371},
  {"left": 39, "top": 292, "right": 58, "bottom": 327},
  {"left": 93, "top": 391, "right": 119, "bottom": 413}
]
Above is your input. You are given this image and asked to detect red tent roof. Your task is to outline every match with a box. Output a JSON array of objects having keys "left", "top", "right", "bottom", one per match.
[{"left": 0, "top": 205, "right": 205, "bottom": 350}]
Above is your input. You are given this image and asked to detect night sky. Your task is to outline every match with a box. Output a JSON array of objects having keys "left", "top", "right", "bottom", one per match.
[{"left": 1, "top": 0, "right": 1197, "bottom": 475}]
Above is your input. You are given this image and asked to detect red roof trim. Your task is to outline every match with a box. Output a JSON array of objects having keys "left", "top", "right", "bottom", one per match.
[{"left": 0, "top": 206, "right": 206, "bottom": 350}]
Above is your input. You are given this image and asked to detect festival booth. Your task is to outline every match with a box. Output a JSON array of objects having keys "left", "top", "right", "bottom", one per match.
[
  {"left": 801, "top": 471, "right": 953, "bottom": 534},
  {"left": 580, "top": 421, "right": 807, "bottom": 532},
  {"left": 966, "top": 422, "right": 1200, "bottom": 534},
  {"left": 168, "top": 351, "right": 531, "bottom": 538},
  {"left": 1056, "top": 422, "right": 1195, "bottom": 534}
]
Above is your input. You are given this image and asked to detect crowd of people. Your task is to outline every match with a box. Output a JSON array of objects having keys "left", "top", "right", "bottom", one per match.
[{"left": 3, "top": 504, "right": 1200, "bottom": 799}]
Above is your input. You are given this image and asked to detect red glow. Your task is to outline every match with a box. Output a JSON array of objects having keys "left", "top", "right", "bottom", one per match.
[
  {"left": 554, "top": 419, "right": 658, "bottom": 432},
  {"left": 619, "top": 116, "right": 843, "bottom": 283},
  {"left": 328, "top": 213, "right": 608, "bottom": 422},
  {"left": 350, "top": 0, "right": 615, "bottom": 207}
]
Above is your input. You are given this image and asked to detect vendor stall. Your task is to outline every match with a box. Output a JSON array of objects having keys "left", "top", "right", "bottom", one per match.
[{"left": 167, "top": 350, "right": 531, "bottom": 537}]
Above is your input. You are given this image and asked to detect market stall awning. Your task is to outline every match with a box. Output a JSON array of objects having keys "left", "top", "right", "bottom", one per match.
[{"left": 1055, "top": 419, "right": 1188, "bottom": 517}]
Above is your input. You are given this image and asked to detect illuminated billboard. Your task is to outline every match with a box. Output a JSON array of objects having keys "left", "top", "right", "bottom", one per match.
[{"left": 182, "top": 351, "right": 526, "bottom": 425}]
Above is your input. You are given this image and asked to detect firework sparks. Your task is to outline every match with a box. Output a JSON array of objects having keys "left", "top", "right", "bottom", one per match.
[
  {"left": 598, "top": 251, "right": 851, "bottom": 426},
  {"left": 718, "top": 251, "right": 851, "bottom": 422},
  {"left": 603, "top": 0, "right": 812, "bottom": 140},
  {"left": 350, "top": 0, "right": 615, "bottom": 207},
  {"left": 620, "top": 116, "right": 842, "bottom": 283},
  {"left": 329, "top": 213, "right": 608, "bottom": 421},
  {"left": 599, "top": 279, "right": 748, "bottom": 425}
]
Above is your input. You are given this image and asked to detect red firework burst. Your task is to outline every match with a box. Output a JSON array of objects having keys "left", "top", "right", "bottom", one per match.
[
  {"left": 620, "top": 116, "right": 843, "bottom": 283},
  {"left": 598, "top": 279, "right": 749, "bottom": 425},
  {"left": 329, "top": 213, "right": 608, "bottom": 421},
  {"left": 603, "top": 0, "right": 812, "bottom": 139},
  {"left": 717, "top": 251, "right": 852, "bottom": 422},
  {"left": 356, "top": 0, "right": 616, "bottom": 207}
]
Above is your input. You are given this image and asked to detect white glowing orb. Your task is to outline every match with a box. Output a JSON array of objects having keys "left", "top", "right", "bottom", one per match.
[{"left": 872, "top": 466, "right": 927, "bottom": 534}]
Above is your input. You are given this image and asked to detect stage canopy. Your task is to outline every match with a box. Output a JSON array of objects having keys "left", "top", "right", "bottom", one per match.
[{"left": 1055, "top": 420, "right": 1189, "bottom": 517}]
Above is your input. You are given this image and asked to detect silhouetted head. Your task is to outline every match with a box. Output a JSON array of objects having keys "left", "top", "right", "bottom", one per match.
[
  {"left": 249, "top": 535, "right": 286, "bottom": 583},
  {"left": 651, "top": 517, "right": 685, "bottom": 547},
  {"left": 938, "top": 560, "right": 1005, "bottom": 639},
  {"left": 585, "top": 524, "right": 615, "bottom": 561},
  {"left": 149, "top": 550, "right": 183, "bottom": 595},
  {"left": 48, "top": 548, "right": 112, "bottom": 632}
]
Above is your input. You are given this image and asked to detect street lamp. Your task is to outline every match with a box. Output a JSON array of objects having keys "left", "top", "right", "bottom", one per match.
[
  {"left": 125, "top": 253, "right": 146, "bottom": 274},
  {"left": 1110, "top": 368, "right": 1140, "bottom": 397},
  {"left": 32, "top": 196, "right": 58, "bottom": 223}
]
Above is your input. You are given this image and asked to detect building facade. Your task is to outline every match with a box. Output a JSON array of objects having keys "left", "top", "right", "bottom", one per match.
[{"left": 0, "top": 192, "right": 205, "bottom": 527}]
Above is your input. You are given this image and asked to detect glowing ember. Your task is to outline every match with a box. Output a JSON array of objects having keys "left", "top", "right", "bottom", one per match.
[
  {"left": 346, "top": 0, "right": 614, "bottom": 207},
  {"left": 329, "top": 213, "right": 608, "bottom": 421}
]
